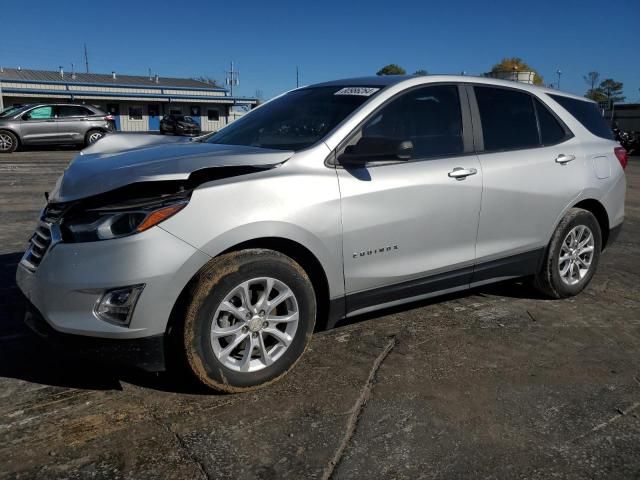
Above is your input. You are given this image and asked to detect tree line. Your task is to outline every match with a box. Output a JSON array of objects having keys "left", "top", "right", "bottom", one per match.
[{"left": 375, "top": 59, "right": 626, "bottom": 105}]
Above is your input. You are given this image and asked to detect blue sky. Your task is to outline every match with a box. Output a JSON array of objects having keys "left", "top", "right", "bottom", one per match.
[{"left": 1, "top": 0, "right": 638, "bottom": 101}]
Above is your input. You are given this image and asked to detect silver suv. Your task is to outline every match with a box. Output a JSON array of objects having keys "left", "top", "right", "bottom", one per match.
[
  {"left": 0, "top": 104, "right": 113, "bottom": 153},
  {"left": 16, "top": 76, "right": 627, "bottom": 392}
]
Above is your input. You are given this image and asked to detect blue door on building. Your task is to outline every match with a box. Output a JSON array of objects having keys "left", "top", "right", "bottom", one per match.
[{"left": 148, "top": 104, "right": 160, "bottom": 131}]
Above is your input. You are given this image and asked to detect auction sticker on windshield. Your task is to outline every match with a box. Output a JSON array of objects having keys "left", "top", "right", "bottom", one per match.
[{"left": 334, "top": 87, "right": 380, "bottom": 96}]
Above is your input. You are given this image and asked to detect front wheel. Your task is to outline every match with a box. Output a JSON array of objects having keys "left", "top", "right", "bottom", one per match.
[
  {"left": 534, "top": 208, "right": 602, "bottom": 298},
  {"left": 181, "top": 249, "right": 316, "bottom": 392},
  {"left": 0, "top": 130, "right": 18, "bottom": 153}
]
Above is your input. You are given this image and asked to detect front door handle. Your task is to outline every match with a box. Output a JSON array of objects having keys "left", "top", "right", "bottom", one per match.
[
  {"left": 555, "top": 154, "right": 576, "bottom": 164},
  {"left": 448, "top": 167, "right": 478, "bottom": 179}
]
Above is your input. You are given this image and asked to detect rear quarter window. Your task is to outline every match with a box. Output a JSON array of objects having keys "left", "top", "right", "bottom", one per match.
[{"left": 548, "top": 94, "right": 614, "bottom": 140}]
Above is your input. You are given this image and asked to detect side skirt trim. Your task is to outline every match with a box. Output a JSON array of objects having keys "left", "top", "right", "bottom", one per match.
[{"left": 336, "top": 248, "right": 545, "bottom": 321}]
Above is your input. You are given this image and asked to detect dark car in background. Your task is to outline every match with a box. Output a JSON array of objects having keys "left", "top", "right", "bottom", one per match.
[
  {"left": 0, "top": 104, "right": 114, "bottom": 153},
  {"left": 159, "top": 114, "right": 201, "bottom": 136}
]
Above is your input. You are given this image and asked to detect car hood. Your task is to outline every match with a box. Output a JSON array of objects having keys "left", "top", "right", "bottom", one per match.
[{"left": 49, "top": 134, "right": 293, "bottom": 203}]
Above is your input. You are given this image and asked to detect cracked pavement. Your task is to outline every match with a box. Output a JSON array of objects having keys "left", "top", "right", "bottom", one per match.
[{"left": 1, "top": 149, "right": 639, "bottom": 479}]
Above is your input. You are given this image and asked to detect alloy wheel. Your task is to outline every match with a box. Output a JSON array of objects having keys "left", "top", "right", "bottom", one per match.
[
  {"left": 558, "top": 225, "right": 595, "bottom": 286},
  {"left": 88, "top": 132, "right": 104, "bottom": 143},
  {"left": 0, "top": 133, "right": 14, "bottom": 151},
  {"left": 210, "top": 277, "right": 300, "bottom": 372}
]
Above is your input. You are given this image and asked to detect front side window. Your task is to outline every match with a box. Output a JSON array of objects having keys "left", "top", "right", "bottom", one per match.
[
  {"left": 207, "top": 86, "right": 380, "bottom": 151},
  {"left": 358, "top": 85, "right": 463, "bottom": 158},
  {"left": 128, "top": 106, "right": 143, "bottom": 120},
  {"left": 25, "top": 106, "right": 53, "bottom": 120},
  {"left": 475, "top": 86, "right": 539, "bottom": 151}
]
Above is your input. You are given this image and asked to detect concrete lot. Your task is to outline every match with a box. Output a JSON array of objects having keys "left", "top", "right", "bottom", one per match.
[{"left": 1, "top": 148, "right": 639, "bottom": 480}]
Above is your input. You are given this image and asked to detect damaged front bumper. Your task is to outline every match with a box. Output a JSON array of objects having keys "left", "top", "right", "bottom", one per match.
[
  {"left": 16, "top": 225, "right": 211, "bottom": 371},
  {"left": 23, "top": 300, "right": 167, "bottom": 372}
]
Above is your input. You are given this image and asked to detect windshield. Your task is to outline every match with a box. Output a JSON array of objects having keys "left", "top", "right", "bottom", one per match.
[
  {"left": 207, "top": 86, "right": 381, "bottom": 151},
  {"left": 0, "top": 105, "right": 29, "bottom": 118}
]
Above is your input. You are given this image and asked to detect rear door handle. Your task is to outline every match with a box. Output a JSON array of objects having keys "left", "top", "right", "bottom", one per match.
[
  {"left": 555, "top": 154, "right": 576, "bottom": 164},
  {"left": 448, "top": 167, "right": 478, "bottom": 179}
]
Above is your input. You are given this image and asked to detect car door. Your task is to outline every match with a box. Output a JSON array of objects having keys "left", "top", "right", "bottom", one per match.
[
  {"left": 19, "top": 106, "right": 58, "bottom": 144},
  {"left": 336, "top": 84, "right": 482, "bottom": 315},
  {"left": 55, "top": 105, "right": 90, "bottom": 143},
  {"left": 468, "top": 85, "right": 582, "bottom": 285}
]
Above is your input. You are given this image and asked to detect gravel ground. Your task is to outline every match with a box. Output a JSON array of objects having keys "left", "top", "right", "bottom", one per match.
[{"left": 0, "top": 149, "right": 638, "bottom": 479}]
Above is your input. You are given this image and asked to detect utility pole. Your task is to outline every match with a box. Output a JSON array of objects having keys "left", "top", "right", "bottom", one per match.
[
  {"left": 0, "top": 65, "right": 4, "bottom": 110},
  {"left": 556, "top": 69, "right": 562, "bottom": 90},
  {"left": 84, "top": 43, "right": 89, "bottom": 73},
  {"left": 225, "top": 61, "right": 239, "bottom": 97},
  {"left": 296, "top": 66, "right": 299, "bottom": 88}
]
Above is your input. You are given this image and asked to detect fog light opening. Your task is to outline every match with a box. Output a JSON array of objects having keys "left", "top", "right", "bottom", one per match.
[{"left": 94, "top": 284, "right": 145, "bottom": 326}]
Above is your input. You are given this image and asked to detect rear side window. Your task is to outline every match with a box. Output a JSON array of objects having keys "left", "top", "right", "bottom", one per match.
[
  {"left": 57, "top": 106, "right": 91, "bottom": 118},
  {"left": 475, "top": 86, "right": 539, "bottom": 151},
  {"left": 534, "top": 98, "right": 569, "bottom": 145},
  {"left": 548, "top": 94, "right": 614, "bottom": 140}
]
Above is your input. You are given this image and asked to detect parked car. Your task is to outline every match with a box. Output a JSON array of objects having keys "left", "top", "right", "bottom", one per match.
[
  {"left": 159, "top": 114, "right": 201, "bottom": 136},
  {"left": 0, "top": 104, "right": 114, "bottom": 153},
  {"left": 17, "top": 76, "right": 626, "bottom": 392}
]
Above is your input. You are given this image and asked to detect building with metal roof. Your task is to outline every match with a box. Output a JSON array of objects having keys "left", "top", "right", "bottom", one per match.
[{"left": 0, "top": 67, "right": 257, "bottom": 132}]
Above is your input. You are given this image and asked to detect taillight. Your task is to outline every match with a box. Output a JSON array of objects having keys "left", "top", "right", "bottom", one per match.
[{"left": 614, "top": 147, "right": 628, "bottom": 170}]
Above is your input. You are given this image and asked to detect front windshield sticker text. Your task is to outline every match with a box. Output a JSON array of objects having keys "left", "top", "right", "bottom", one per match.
[{"left": 334, "top": 87, "right": 380, "bottom": 97}]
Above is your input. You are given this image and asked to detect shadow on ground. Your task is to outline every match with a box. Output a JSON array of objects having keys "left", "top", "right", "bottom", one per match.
[
  {"left": 1, "top": 250, "right": 546, "bottom": 395},
  {"left": 0, "top": 252, "right": 212, "bottom": 395}
]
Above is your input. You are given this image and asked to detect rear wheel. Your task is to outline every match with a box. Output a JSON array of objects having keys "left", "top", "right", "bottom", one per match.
[
  {"left": 534, "top": 208, "right": 602, "bottom": 298},
  {"left": 85, "top": 129, "right": 105, "bottom": 146},
  {"left": 180, "top": 249, "right": 316, "bottom": 392},
  {"left": 0, "top": 130, "right": 18, "bottom": 153}
]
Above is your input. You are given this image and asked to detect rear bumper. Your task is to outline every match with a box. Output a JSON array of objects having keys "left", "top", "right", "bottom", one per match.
[{"left": 24, "top": 299, "right": 166, "bottom": 372}]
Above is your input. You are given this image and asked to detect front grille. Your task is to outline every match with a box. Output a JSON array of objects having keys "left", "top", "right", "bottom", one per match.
[
  {"left": 21, "top": 223, "right": 53, "bottom": 271},
  {"left": 20, "top": 203, "right": 67, "bottom": 272}
]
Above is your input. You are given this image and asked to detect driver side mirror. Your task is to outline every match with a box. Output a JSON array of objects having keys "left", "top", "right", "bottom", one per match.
[{"left": 338, "top": 137, "right": 413, "bottom": 166}]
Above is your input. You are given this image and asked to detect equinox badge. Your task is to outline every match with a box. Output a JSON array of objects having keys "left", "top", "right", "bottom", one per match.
[{"left": 353, "top": 245, "right": 398, "bottom": 259}]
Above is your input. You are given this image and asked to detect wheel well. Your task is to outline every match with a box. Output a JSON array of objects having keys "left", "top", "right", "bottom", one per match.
[
  {"left": 573, "top": 199, "right": 610, "bottom": 249},
  {"left": 219, "top": 237, "right": 331, "bottom": 329},
  {"left": 0, "top": 128, "right": 20, "bottom": 144},
  {"left": 167, "top": 237, "right": 331, "bottom": 343}
]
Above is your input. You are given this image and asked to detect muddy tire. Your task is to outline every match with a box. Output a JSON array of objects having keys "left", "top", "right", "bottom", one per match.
[
  {"left": 0, "top": 130, "right": 18, "bottom": 153},
  {"left": 534, "top": 208, "right": 602, "bottom": 299},
  {"left": 181, "top": 249, "right": 316, "bottom": 393}
]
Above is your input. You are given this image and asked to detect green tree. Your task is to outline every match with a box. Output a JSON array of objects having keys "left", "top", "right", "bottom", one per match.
[
  {"left": 595, "top": 78, "right": 625, "bottom": 105},
  {"left": 376, "top": 64, "right": 406, "bottom": 76},
  {"left": 490, "top": 57, "right": 544, "bottom": 85},
  {"left": 413, "top": 69, "right": 428, "bottom": 76},
  {"left": 584, "top": 71, "right": 604, "bottom": 101},
  {"left": 583, "top": 71, "right": 600, "bottom": 91}
]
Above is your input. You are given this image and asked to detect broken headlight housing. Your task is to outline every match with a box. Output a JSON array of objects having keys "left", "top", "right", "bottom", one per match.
[{"left": 61, "top": 196, "right": 189, "bottom": 242}]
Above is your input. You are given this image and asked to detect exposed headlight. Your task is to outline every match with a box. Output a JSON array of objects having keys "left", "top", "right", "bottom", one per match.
[{"left": 62, "top": 199, "right": 188, "bottom": 242}]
